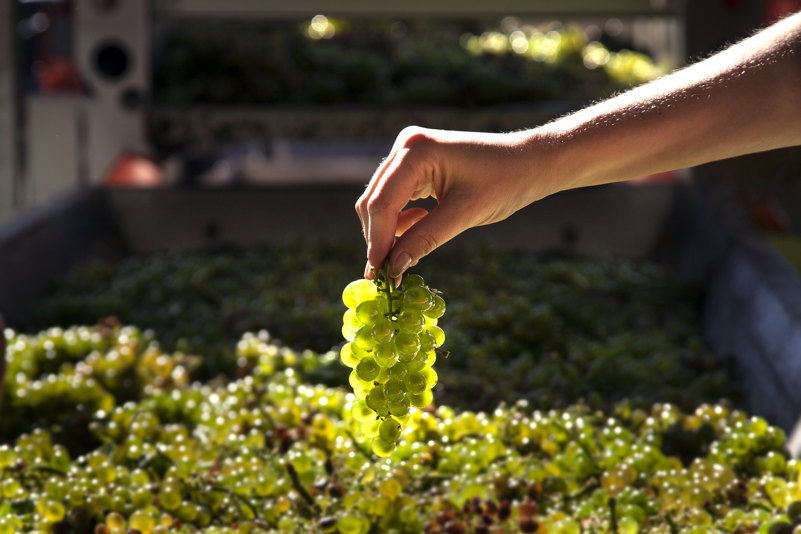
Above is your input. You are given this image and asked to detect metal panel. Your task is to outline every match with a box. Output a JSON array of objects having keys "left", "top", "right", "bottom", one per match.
[{"left": 155, "top": 0, "right": 680, "bottom": 18}]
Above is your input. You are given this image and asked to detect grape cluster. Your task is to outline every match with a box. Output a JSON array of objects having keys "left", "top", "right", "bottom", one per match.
[{"left": 340, "top": 268, "right": 445, "bottom": 457}]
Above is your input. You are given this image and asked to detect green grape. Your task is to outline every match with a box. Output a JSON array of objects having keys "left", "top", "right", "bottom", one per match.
[
  {"left": 383, "top": 378, "right": 406, "bottom": 404},
  {"left": 360, "top": 418, "right": 381, "bottom": 438},
  {"left": 371, "top": 317, "right": 394, "bottom": 345},
  {"left": 419, "top": 332, "right": 436, "bottom": 353},
  {"left": 343, "top": 279, "right": 378, "bottom": 309},
  {"left": 355, "top": 300, "right": 382, "bottom": 325},
  {"left": 352, "top": 400, "right": 376, "bottom": 422},
  {"left": 132, "top": 487, "right": 153, "bottom": 509},
  {"left": 409, "top": 389, "right": 433, "bottom": 408},
  {"left": 388, "top": 398, "right": 410, "bottom": 418},
  {"left": 340, "top": 342, "right": 364, "bottom": 368},
  {"left": 424, "top": 294, "right": 446, "bottom": 319},
  {"left": 427, "top": 325, "right": 445, "bottom": 347},
  {"left": 374, "top": 366, "right": 391, "bottom": 385},
  {"left": 353, "top": 326, "right": 375, "bottom": 351},
  {"left": 401, "top": 274, "right": 425, "bottom": 289},
  {"left": 397, "top": 310, "right": 425, "bottom": 333},
  {"left": 402, "top": 286, "right": 432, "bottom": 310},
  {"left": 106, "top": 511, "right": 127, "bottom": 530},
  {"left": 371, "top": 437, "right": 396, "bottom": 457},
  {"left": 387, "top": 362, "right": 408, "bottom": 380},
  {"left": 405, "top": 372, "right": 427, "bottom": 395},
  {"left": 337, "top": 513, "right": 366, "bottom": 534},
  {"left": 43, "top": 500, "right": 66, "bottom": 522},
  {"left": 406, "top": 352, "right": 428, "bottom": 373},
  {"left": 421, "top": 366, "right": 438, "bottom": 389},
  {"left": 159, "top": 485, "right": 181, "bottom": 511},
  {"left": 366, "top": 388, "right": 390, "bottom": 417},
  {"left": 394, "top": 331, "right": 420, "bottom": 358},
  {"left": 356, "top": 358, "right": 380, "bottom": 382},
  {"left": 129, "top": 510, "right": 155, "bottom": 534},
  {"left": 343, "top": 308, "right": 362, "bottom": 331},
  {"left": 379, "top": 418, "right": 402, "bottom": 442},
  {"left": 373, "top": 343, "right": 397, "bottom": 368},
  {"left": 349, "top": 371, "right": 372, "bottom": 398}
]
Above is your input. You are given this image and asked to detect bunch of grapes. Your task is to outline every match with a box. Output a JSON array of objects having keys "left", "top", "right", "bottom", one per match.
[{"left": 339, "top": 266, "right": 446, "bottom": 457}]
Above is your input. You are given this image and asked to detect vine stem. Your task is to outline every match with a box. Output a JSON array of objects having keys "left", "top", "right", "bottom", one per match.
[
  {"left": 377, "top": 261, "right": 395, "bottom": 317},
  {"left": 284, "top": 461, "right": 320, "bottom": 513},
  {"left": 609, "top": 496, "right": 618, "bottom": 534}
]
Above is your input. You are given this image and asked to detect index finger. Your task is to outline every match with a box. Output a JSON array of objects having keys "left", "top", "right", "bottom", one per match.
[{"left": 363, "top": 147, "right": 424, "bottom": 271}]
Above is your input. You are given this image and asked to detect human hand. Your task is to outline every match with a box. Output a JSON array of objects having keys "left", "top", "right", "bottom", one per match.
[{"left": 356, "top": 126, "right": 557, "bottom": 279}]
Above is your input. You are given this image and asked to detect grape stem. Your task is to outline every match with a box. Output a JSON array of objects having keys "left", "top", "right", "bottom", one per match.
[
  {"left": 665, "top": 513, "right": 679, "bottom": 534},
  {"left": 376, "top": 261, "right": 397, "bottom": 317},
  {"left": 609, "top": 496, "right": 618, "bottom": 534},
  {"left": 284, "top": 461, "right": 321, "bottom": 513}
]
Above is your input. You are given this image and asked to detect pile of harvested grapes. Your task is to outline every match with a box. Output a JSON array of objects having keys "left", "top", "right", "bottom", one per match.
[{"left": 3, "top": 243, "right": 798, "bottom": 533}]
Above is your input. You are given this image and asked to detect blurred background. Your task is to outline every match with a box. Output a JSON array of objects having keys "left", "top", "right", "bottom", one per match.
[{"left": 0, "top": 0, "right": 798, "bottom": 224}]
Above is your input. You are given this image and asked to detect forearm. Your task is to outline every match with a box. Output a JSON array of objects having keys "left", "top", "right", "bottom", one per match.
[{"left": 531, "top": 11, "right": 801, "bottom": 194}]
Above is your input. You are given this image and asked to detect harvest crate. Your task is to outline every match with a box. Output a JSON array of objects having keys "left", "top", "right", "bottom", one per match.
[{"left": 1, "top": 181, "right": 800, "bottom": 452}]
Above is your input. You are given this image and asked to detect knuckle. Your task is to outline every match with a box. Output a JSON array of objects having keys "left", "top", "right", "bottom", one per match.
[
  {"left": 414, "top": 231, "right": 439, "bottom": 256},
  {"left": 366, "top": 195, "right": 390, "bottom": 216},
  {"left": 399, "top": 126, "right": 432, "bottom": 149}
]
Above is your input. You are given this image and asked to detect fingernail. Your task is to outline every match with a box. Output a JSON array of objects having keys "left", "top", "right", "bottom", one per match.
[
  {"left": 390, "top": 252, "right": 411, "bottom": 278},
  {"left": 364, "top": 261, "right": 372, "bottom": 279}
]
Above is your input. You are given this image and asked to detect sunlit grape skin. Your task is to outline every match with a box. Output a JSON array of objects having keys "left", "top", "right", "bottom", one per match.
[{"left": 340, "top": 265, "right": 446, "bottom": 456}]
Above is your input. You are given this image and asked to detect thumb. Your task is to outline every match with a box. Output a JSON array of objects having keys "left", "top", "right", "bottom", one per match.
[{"left": 388, "top": 200, "right": 469, "bottom": 277}]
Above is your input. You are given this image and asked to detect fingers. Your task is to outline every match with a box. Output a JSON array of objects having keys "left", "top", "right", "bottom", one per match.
[
  {"left": 388, "top": 196, "right": 470, "bottom": 278},
  {"left": 395, "top": 207, "right": 429, "bottom": 236},
  {"left": 360, "top": 146, "right": 431, "bottom": 272}
]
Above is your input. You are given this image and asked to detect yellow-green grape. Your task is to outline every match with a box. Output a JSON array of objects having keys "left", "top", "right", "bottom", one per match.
[
  {"left": 349, "top": 371, "right": 372, "bottom": 398},
  {"left": 356, "top": 357, "right": 380, "bottom": 382},
  {"left": 343, "top": 279, "right": 378, "bottom": 309},
  {"left": 409, "top": 389, "right": 433, "bottom": 409},
  {"left": 424, "top": 294, "right": 446, "bottom": 319},
  {"left": 402, "top": 286, "right": 432, "bottom": 310},
  {"left": 129, "top": 510, "right": 156, "bottom": 534},
  {"left": 406, "top": 352, "right": 427, "bottom": 373},
  {"left": 360, "top": 418, "right": 381, "bottom": 438},
  {"left": 43, "top": 500, "right": 66, "bottom": 523},
  {"left": 394, "top": 331, "right": 420, "bottom": 358},
  {"left": 159, "top": 484, "right": 181, "bottom": 511},
  {"left": 366, "top": 387, "right": 390, "bottom": 417},
  {"left": 373, "top": 343, "right": 397, "bottom": 368},
  {"left": 371, "top": 317, "right": 394, "bottom": 344},
  {"left": 106, "top": 511, "right": 127, "bottom": 531},
  {"left": 421, "top": 366, "right": 438, "bottom": 389},
  {"left": 427, "top": 325, "right": 445, "bottom": 347},
  {"left": 387, "top": 362, "right": 408, "bottom": 381},
  {"left": 342, "top": 309, "right": 361, "bottom": 339},
  {"left": 401, "top": 274, "right": 425, "bottom": 288},
  {"left": 383, "top": 378, "right": 405, "bottom": 404},
  {"left": 355, "top": 300, "right": 382, "bottom": 325},
  {"left": 405, "top": 372, "right": 427, "bottom": 395},
  {"left": 371, "top": 437, "right": 396, "bottom": 457},
  {"left": 397, "top": 310, "right": 425, "bottom": 333},
  {"left": 337, "top": 513, "right": 366, "bottom": 534},
  {"left": 388, "top": 398, "right": 410, "bottom": 418},
  {"left": 378, "top": 478, "right": 403, "bottom": 499},
  {"left": 340, "top": 342, "right": 364, "bottom": 368},
  {"left": 352, "top": 400, "right": 376, "bottom": 422},
  {"left": 379, "top": 418, "right": 402, "bottom": 443},
  {"left": 419, "top": 332, "right": 436, "bottom": 353},
  {"left": 353, "top": 326, "right": 375, "bottom": 351}
]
